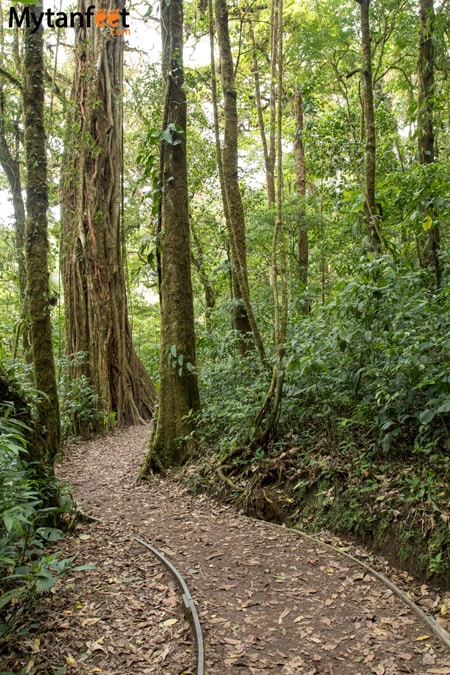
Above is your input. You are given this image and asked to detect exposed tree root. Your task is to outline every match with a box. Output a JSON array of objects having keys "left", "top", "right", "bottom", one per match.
[{"left": 216, "top": 464, "right": 244, "bottom": 492}]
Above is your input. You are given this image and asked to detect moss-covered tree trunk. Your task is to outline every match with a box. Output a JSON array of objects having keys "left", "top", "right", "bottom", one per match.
[
  {"left": 417, "top": 0, "right": 440, "bottom": 286},
  {"left": 141, "top": 0, "right": 200, "bottom": 474},
  {"left": 417, "top": 0, "right": 435, "bottom": 167},
  {"left": 23, "top": 0, "right": 60, "bottom": 474},
  {"left": 0, "top": 108, "right": 30, "bottom": 358},
  {"left": 215, "top": 0, "right": 266, "bottom": 366},
  {"left": 0, "top": 23, "right": 31, "bottom": 360},
  {"left": 293, "top": 85, "right": 309, "bottom": 303},
  {"left": 60, "top": 0, "right": 156, "bottom": 432},
  {"left": 208, "top": 0, "right": 255, "bottom": 356},
  {"left": 357, "top": 0, "right": 381, "bottom": 251}
]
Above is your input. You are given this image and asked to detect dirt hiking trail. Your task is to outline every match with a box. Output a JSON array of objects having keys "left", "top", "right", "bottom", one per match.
[{"left": 3, "top": 425, "right": 450, "bottom": 674}]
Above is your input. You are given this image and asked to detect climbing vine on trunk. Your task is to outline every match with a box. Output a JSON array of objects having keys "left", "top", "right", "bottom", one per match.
[
  {"left": 60, "top": 0, "right": 156, "bottom": 432},
  {"left": 141, "top": 0, "right": 200, "bottom": 474}
]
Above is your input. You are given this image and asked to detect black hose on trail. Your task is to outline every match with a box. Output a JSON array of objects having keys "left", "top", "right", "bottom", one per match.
[
  {"left": 257, "top": 519, "right": 450, "bottom": 653},
  {"left": 135, "top": 536, "right": 205, "bottom": 675}
]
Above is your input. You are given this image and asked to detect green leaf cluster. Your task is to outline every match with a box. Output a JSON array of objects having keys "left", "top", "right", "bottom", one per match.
[{"left": 0, "top": 411, "right": 83, "bottom": 636}]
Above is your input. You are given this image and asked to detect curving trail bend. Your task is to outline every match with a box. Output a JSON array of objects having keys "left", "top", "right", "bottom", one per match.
[{"left": 9, "top": 425, "right": 450, "bottom": 674}]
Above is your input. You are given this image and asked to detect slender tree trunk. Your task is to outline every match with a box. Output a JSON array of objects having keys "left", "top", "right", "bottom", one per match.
[
  {"left": 208, "top": 0, "right": 256, "bottom": 356},
  {"left": 418, "top": 0, "right": 435, "bottom": 166},
  {"left": 23, "top": 0, "right": 60, "bottom": 474},
  {"left": 357, "top": 0, "right": 381, "bottom": 251},
  {"left": 191, "top": 224, "right": 216, "bottom": 330},
  {"left": 418, "top": 0, "right": 440, "bottom": 286},
  {"left": 293, "top": 85, "right": 309, "bottom": 305},
  {"left": 60, "top": 0, "right": 156, "bottom": 433},
  {"left": 141, "top": 0, "right": 200, "bottom": 474},
  {"left": 0, "top": 102, "right": 31, "bottom": 358},
  {"left": 222, "top": 0, "right": 285, "bottom": 466},
  {"left": 0, "top": 18, "right": 31, "bottom": 359},
  {"left": 249, "top": 22, "right": 275, "bottom": 207},
  {"left": 215, "top": 0, "right": 266, "bottom": 366},
  {"left": 251, "top": 0, "right": 285, "bottom": 448},
  {"left": 268, "top": 0, "right": 277, "bottom": 206}
]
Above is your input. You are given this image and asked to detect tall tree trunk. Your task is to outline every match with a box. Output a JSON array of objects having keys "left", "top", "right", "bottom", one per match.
[
  {"left": 251, "top": 0, "right": 285, "bottom": 448},
  {"left": 222, "top": 0, "right": 284, "bottom": 464},
  {"left": 23, "top": 0, "right": 60, "bottom": 475},
  {"left": 418, "top": 0, "right": 440, "bottom": 286},
  {"left": 0, "top": 99, "right": 31, "bottom": 358},
  {"left": 0, "top": 20, "right": 31, "bottom": 360},
  {"left": 60, "top": 0, "right": 156, "bottom": 433},
  {"left": 268, "top": 0, "right": 278, "bottom": 208},
  {"left": 215, "top": 0, "right": 266, "bottom": 366},
  {"left": 190, "top": 223, "right": 216, "bottom": 330},
  {"left": 141, "top": 0, "right": 200, "bottom": 474},
  {"left": 209, "top": 0, "right": 255, "bottom": 356},
  {"left": 293, "top": 85, "right": 309, "bottom": 306},
  {"left": 357, "top": 0, "right": 381, "bottom": 251},
  {"left": 249, "top": 22, "right": 275, "bottom": 207}
]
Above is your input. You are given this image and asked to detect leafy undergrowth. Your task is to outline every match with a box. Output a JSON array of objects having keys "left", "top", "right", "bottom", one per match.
[
  {"left": 0, "top": 392, "right": 95, "bottom": 648},
  {"left": 187, "top": 259, "right": 450, "bottom": 590}
]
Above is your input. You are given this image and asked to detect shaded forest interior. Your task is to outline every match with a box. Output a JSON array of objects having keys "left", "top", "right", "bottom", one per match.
[{"left": 1, "top": 0, "right": 450, "bottom": 648}]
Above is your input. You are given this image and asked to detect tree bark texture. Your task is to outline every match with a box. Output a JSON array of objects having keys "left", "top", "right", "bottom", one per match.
[
  {"left": 60, "top": 0, "right": 156, "bottom": 432},
  {"left": 418, "top": 0, "right": 435, "bottom": 166},
  {"left": 249, "top": 22, "right": 275, "bottom": 208},
  {"left": 23, "top": 0, "right": 60, "bottom": 473},
  {"left": 293, "top": 85, "right": 309, "bottom": 295},
  {"left": 417, "top": 0, "right": 440, "bottom": 285},
  {"left": 215, "top": 0, "right": 266, "bottom": 365},
  {"left": 142, "top": 0, "right": 200, "bottom": 472},
  {"left": 0, "top": 97, "right": 31, "bottom": 357},
  {"left": 358, "top": 0, "right": 381, "bottom": 251},
  {"left": 268, "top": 0, "right": 278, "bottom": 208},
  {"left": 208, "top": 0, "right": 255, "bottom": 355}
]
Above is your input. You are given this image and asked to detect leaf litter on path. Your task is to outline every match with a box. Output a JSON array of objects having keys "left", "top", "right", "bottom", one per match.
[{"left": 1, "top": 425, "right": 450, "bottom": 674}]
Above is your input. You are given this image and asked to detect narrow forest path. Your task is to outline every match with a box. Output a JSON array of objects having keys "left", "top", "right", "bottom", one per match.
[{"left": 5, "top": 426, "right": 450, "bottom": 674}]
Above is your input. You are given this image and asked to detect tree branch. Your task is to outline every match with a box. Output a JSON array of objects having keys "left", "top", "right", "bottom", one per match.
[{"left": 0, "top": 66, "right": 22, "bottom": 91}]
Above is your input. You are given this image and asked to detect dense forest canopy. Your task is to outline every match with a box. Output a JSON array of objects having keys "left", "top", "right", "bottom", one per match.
[{"left": 1, "top": 0, "right": 450, "bottom": 613}]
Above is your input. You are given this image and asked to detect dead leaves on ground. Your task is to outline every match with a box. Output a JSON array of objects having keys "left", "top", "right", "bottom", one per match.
[{"left": 2, "top": 426, "right": 450, "bottom": 674}]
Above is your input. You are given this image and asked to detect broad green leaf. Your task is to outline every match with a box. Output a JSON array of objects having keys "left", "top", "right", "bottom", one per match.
[
  {"left": 0, "top": 587, "right": 25, "bottom": 610},
  {"left": 436, "top": 400, "right": 450, "bottom": 414},
  {"left": 36, "top": 527, "right": 64, "bottom": 541},
  {"left": 3, "top": 514, "right": 14, "bottom": 533}
]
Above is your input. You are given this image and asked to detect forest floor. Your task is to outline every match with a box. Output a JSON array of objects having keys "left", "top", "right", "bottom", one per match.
[{"left": 2, "top": 425, "right": 450, "bottom": 674}]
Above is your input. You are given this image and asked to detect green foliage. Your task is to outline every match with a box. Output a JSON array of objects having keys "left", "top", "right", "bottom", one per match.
[
  {"left": 285, "top": 257, "right": 450, "bottom": 455},
  {"left": 57, "top": 353, "right": 104, "bottom": 439},
  {"left": 0, "top": 414, "right": 78, "bottom": 635},
  {"left": 2, "top": 354, "right": 105, "bottom": 440},
  {"left": 195, "top": 330, "right": 270, "bottom": 457},
  {"left": 0, "top": 226, "right": 21, "bottom": 360}
]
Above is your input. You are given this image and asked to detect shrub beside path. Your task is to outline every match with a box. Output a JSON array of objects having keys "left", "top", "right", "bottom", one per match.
[{"left": 3, "top": 425, "right": 450, "bottom": 674}]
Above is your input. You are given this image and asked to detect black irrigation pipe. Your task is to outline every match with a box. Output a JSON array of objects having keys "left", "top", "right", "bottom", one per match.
[
  {"left": 135, "top": 536, "right": 205, "bottom": 675},
  {"left": 256, "top": 519, "right": 450, "bottom": 652},
  {"left": 82, "top": 508, "right": 450, "bottom": 656}
]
